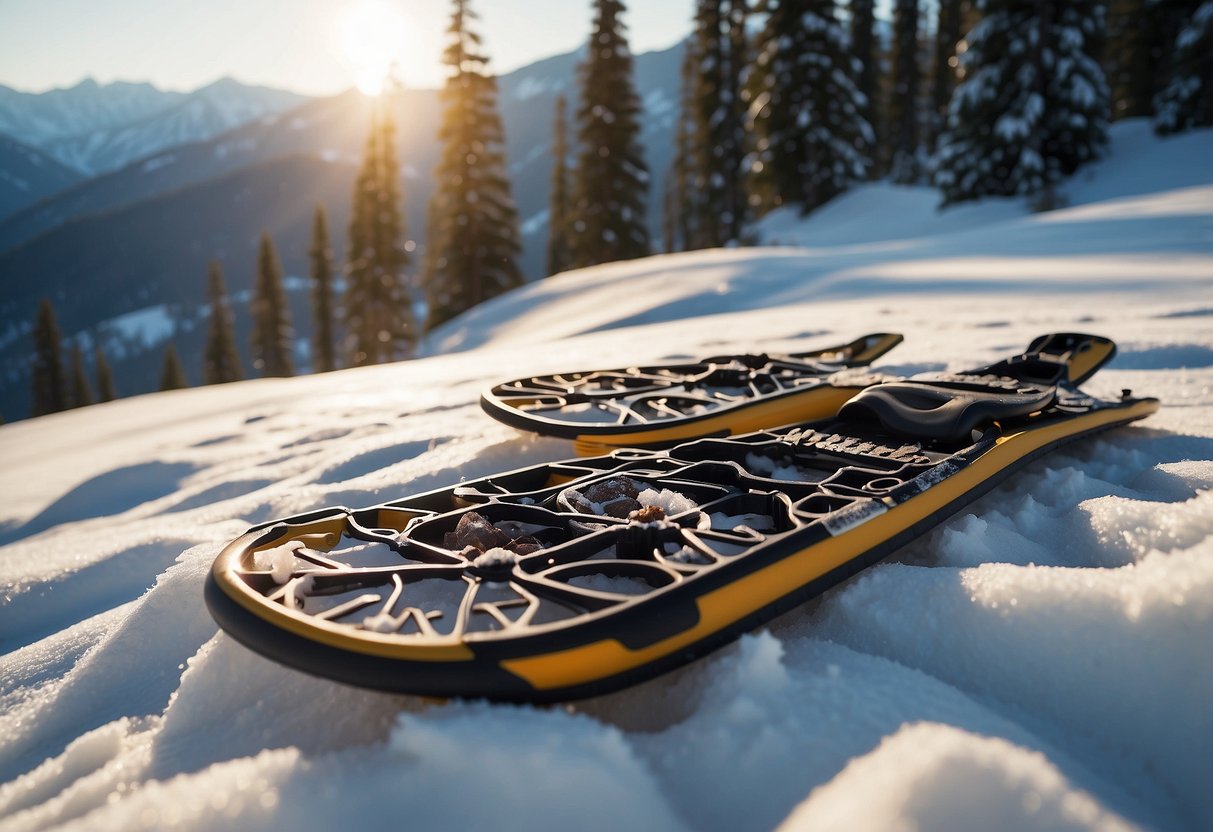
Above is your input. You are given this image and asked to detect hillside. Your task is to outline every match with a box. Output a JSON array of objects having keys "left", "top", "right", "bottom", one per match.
[
  {"left": 0, "top": 133, "right": 83, "bottom": 221},
  {"left": 0, "top": 125, "right": 1209, "bottom": 831},
  {"left": 0, "top": 154, "right": 356, "bottom": 421}
]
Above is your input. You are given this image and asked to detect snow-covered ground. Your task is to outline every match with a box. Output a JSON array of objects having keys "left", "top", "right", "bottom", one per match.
[{"left": 1, "top": 121, "right": 1211, "bottom": 831}]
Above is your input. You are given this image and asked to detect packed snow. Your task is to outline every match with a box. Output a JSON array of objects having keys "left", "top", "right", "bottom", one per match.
[{"left": 1, "top": 122, "right": 1211, "bottom": 831}]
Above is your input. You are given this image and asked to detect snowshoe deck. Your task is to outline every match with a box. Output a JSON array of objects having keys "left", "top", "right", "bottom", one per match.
[
  {"left": 480, "top": 332, "right": 905, "bottom": 455},
  {"left": 206, "top": 334, "right": 1152, "bottom": 702}
]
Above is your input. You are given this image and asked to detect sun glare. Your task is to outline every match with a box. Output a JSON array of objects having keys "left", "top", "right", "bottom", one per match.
[{"left": 342, "top": 0, "right": 408, "bottom": 96}]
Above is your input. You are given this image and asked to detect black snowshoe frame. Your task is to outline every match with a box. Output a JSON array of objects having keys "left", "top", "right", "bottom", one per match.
[{"left": 207, "top": 333, "right": 1153, "bottom": 702}]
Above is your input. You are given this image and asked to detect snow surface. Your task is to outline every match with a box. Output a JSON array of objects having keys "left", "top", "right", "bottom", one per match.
[{"left": 1, "top": 123, "right": 1212, "bottom": 831}]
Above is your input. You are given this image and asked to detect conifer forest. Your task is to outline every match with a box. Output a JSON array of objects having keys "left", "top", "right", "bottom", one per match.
[{"left": 19, "top": 0, "right": 1213, "bottom": 422}]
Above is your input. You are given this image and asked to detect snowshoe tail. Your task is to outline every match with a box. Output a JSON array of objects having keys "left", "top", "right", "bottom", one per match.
[
  {"left": 207, "top": 334, "right": 1156, "bottom": 703},
  {"left": 480, "top": 332, "right": 904, "bottom": 456}
]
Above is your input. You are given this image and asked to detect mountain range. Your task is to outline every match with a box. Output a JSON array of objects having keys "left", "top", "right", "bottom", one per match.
[
  {"left": 0, "top": 77, "right": 307, "bottom": 176},
  {"left": 0, "top": 43, "right": 684, "bottom": 422}
]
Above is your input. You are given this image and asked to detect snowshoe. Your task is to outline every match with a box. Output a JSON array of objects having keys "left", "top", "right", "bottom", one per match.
[
  {"left": 206, "top": 333, "right": 1153, "bottom": 702},
  {"left": 480, "top": 332, "right": 905, "bottom": 455}
]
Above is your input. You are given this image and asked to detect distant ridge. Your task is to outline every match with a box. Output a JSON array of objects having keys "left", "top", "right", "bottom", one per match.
[{"left": 0, "top": 77, "right": 308, "bottom": 175}]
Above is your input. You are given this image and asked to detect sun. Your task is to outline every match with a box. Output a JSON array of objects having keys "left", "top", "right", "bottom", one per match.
[{"left": 341, "top": 0, "right": 409, "bottom": 96}]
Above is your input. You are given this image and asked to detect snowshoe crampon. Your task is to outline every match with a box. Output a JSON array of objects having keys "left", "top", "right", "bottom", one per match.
[
  {"left": 480, "top": 332, "right": 905, "bottom": 455},
  {"left": 206, "top": 333, "right": 1154, "bottom": 702}
]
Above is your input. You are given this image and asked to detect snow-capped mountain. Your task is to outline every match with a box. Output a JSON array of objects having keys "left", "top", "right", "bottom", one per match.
[
  {"left": 0, "top": 132, "right": 83, "bottom": 220},
  {"left": 0, "top": 79, "right": 182, "bottom": 155},
  {"left": 0, "top": 43, "right": 682, "bottom": 269},
  {"left": 40, "top": 78, "right": 308, "bottom": 175},
  {"left": 0, "top": 77, "right": 308, "bottom": 175}
]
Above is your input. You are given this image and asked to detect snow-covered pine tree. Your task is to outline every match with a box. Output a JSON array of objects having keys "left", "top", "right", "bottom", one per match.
[
  {"left": 31, "top": 298, "right": 67, "bottom": 417},
  {"left": 309, "top": 205, "right": 338, "bottom": 372},
  {"left": 935, "top": 0, "right": 1110, "bottom": 206},
  {"left": 887, "top": 0, "right": 923, "bottom": 182},
  {"left": 690, "top": 0, "right": 751, "bottom": 246},
  {"left": 746, "top": 0, "right": 872, "bottom": 214},
  {"left": 94, "top": 345, "right": 116, "bottom": 402},
  {"left": 547, "top": 95, "right": 574, "bottom": 276},
  {"left": 663, "top": 40, "right": 701, "bottom": 253},
  {"left": 345, "top": 103, "right": 417, "bottom": 365},
  {"left": 569, "top": 0, "right": 651, "bottom": 267},
  {"left": 930, "top": 0, "right": 965, "bottom": 146},
  {"left": 422, "top": 0, "right": 522, "bottom": 331},
  {"left": 159, "top": 343, "right": 188, "bottom": 391},
  {"left": 203, "top": 260, "right": 244, "bottom": 385},
  {"left": 250, "top": 232, "right": 295, "bottom": 377},
  {"left": 69, "top": 344, "right": 93, "bottom": 408},
  {"left": 1154, "top": 2, "right": 1213, "bottom": 133},
  {"left": 849, "top": 0, "right": 879, "bottom": 170}
]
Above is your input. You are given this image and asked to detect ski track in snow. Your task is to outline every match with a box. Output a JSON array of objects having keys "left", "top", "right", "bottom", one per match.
[{"left": 2, "top": 126, "right": 1212, "bottom": 832}]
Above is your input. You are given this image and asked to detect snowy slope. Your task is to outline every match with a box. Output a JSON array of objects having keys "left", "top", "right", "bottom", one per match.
[{"left": 1, "top": 131, "right": 1212, "bottom": 832}]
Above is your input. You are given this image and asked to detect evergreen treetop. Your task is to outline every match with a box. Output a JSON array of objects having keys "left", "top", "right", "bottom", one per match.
[
  {"left": 250, "top": 233, "right": 296, "bottom": 377},
  {"left": 887, "top": 0, "right": 923, "bottom": 183},
  {"left": 930, "top": 0, "right": 964, "bottom": 146},
  {"left": 569, "top": 0, "right": 651, "bottom": 267},
  {"left": 31, "top": 297, "right": 68, "bottom": 417},
  {"left": 345, "top": 101, "right": 418, "bottom": 365},
  {"left": 688, "top": 0, "right": 751, "bottom": 246},
  {"left": 547, "top": 94, "right": 574, "bottom": 276},
  {"left": 935, "top": 0, "right": 1110, "bottom": 206},
  {"left": 746, "top": 0, "right": 873, "bottom": 214},
  {"left": 159, "top": 343, "right": 188, "bottom": 391},
  {"left": 69, "top": 344, "right": 94, "bottom": 408},
  {"left": 663, "top": 39, "right": 701, "bottom": 253},
  {"left": 94, "top": 344, "right": 117, "bottom": 402},
  {"left": 204, "top": 259, "right": 244, "bottom": 385},
  {"left": 422, "top": 0, "right": 523, "bottom": 331},
  {"left": 1154, "top": 2, "right": 1213, "bottom": 133},
  {"left": 850, "top": 0, "right": 880, "bottom": 166},
  {"left": 309, "top": 205, "right": 339, "bottom": 373}
]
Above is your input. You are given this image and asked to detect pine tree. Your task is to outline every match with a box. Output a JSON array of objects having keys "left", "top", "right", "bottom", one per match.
[
  {"left": 68, "top": 344, "right": 93, "bottom": 408},
  {"left": 663, "top": 40, "right": 702, "bottom": 253},
  {"left": 94, "top": 345, "right": 116, "bottom": 402},
  {"left": 250, "top": 233, "right": 295, "bottom": 377},
  {"left": 345, "top": 103, "right": 417, "bottom": 365},
  {"left": 1154, "top": 2, "right": 1213, "bottom": 133},
  {"left": 159, "top": 343, "right": 188, "bottom": 391},
  {"left": 547, "top": 95, "right": 574, "bottom": 276},
  {"left": 887, "top": 0, "right": 923, "bottom": 182},
  {"left": 309, "top": 205, "right": 339, "bottom": 372},
  {"left": 689, "top": 0, "right": 751, "bottom": 246},
  {"left": 930, "top": 0, "right": 965, "bottom": 145},
  {"left": 850, "top": 0, "right": 880, "bottom": 171},
  {"left": 31, "top": 298, "right": 67, "bottom": 417},
  {"left": 203, "top": 260, "right": 244, "bottom": 384},
  {"left": 422, "top": 0, "right": 523, "bottom": 330},
  {"left": 746, "top": 0, "right": 872, "bottom": 214},
  {"left": 569, "top": 0, "right": 651, "bottom": 267},
  {"left": 935, "top": 1, "right": 1110, "bottom": 206}
]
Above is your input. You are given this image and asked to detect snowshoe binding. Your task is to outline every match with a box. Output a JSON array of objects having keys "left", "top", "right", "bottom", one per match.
[
  {"left": 480, "top": 332, "right": 905, "bottom": 455},
  {"left": 206, "top": 333, "right": 1153, "bottom": 702}
]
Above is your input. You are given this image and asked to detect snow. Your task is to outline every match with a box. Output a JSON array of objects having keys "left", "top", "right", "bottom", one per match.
[
  {"left": 0, "top": 123, "right": 1211, "bottom": 831},
  {"left": 636, "top": 487, "right": 697, "bottom": 516}
]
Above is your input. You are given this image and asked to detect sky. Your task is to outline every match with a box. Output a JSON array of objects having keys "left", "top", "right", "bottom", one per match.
[{"left": 0, "top": 0, "right": 695, "bottom": 96}]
